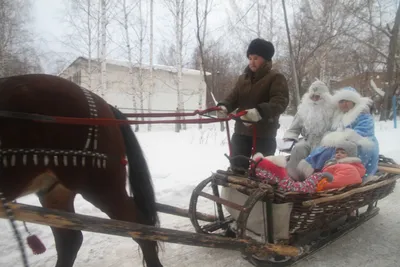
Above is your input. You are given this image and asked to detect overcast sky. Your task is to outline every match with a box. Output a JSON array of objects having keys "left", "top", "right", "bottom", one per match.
[{"left": 32, "top": 0, "right": 297, "bottom": 73}]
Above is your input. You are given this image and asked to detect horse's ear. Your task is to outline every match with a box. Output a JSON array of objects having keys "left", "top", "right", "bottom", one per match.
[{"left": 314, "top": 77, "right": 320, "bottom": 82}]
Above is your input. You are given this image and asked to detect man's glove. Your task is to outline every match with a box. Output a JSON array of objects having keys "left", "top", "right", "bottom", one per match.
[
  {"left": 240, "top": 108, "right": 262, "bottom": 127},
  {"left": 216, "top": 105, "right": 228, "bottom": 118}
]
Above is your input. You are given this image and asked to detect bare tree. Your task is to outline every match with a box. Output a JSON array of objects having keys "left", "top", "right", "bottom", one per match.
[
  {"left": 163, "top": 0, "right": 193, "bottom": 132},
  {"left": 158, "top": 45, "right": 176, "bottom": 66},
  {"left": 148, "top": 0, "right": 154, "bottom": 131},
  {"left": 61, "top": 0, "right": 100, "bottom": 91},
  {"left": 289, "top": 0, "right": 359, "bottom": 94},
  {"left": 136, "top": 0, "right": 146, "bottom": 119},
  {"left": 195, "top": 0, "right": 213, "bottom": 129},
  {"left": 115, "top": 0, "right": 150, "bottom": 131},
  {"left": 100, "top": 0, "right": 108, "bottom": 97},
  {"left": 282, "top": 0, "right": 300, "bottom": 107},
  {"left": 117, "top": 0, "right": 139, "bottom": 131},
  {"left": 341, "top": 0, "right": 400, "bottom": 120},
  {"left": 226, "top": 0, "right": 282, "bottom": 48},
  {"left": 0, "top": 0, "right": 42, "bottom": 77},
  {"left": 190, "top": 40, "right": 243, "bottom": 106}
]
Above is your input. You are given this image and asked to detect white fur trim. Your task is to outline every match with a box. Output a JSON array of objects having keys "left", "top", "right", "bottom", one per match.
[
  {"left": 331, "top": 89, "right": 362, "bottom": 105},
  {"left": 265, "top": 155, "right": 287, "bottom": 168},
  {"left": 342, "top": 129, "right": 374, "bottom": 150},
  {"left": 320, "top": 131, "right": 346, "bottom": 147},
  {"left": 341, "top": 98, "right": 372, "bottom": 127},
  {"left": 252, "top": 152, "right": 264, "bottom": 161},
  {"left": 336, "top": 157, "right": 362, "bottom": 164},
  {"left": 297, "top": 159, "right": 314, "bottom": 178},
  {"left": 321, "top": 129, "right": 374, "bottom": 151},
  {"left": 331, "top": 89, "right": 373, "bottom": 128},
  {"left": 307, "top": 80, "right": 330, "bottom": 96}
]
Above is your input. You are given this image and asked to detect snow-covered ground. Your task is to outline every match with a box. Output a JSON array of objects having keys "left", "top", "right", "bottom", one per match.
[{"left": 1, "top": 116, "right": 400, "bottom": 267}]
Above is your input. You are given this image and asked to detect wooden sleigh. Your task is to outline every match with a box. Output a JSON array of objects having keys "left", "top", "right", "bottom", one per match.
[{"left": 189, "top": 148, "right": 400, "bottom": 267}]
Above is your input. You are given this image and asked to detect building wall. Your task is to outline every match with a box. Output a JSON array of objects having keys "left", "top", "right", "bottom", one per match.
[{"left": 59, "top": 58, "right": 208, "bottom": 113}]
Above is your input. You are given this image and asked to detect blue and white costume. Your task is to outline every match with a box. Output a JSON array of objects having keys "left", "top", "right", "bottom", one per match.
[{"left": 297, "top": 87, "right": 379, "bottom": 181}]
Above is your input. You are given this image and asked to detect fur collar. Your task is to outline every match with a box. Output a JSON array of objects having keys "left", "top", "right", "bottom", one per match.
[
  {"left": 244, "top": 61, "right": 273, "bottom": 82},
  {"left": 332, "top": 97, "right": 372, "bottom": 129},
  {"left": 325, "top": 157, "right": 362, "bottom": 167},
  {"left": 336, "top": 157, "right": 362, "bottom": 164}
]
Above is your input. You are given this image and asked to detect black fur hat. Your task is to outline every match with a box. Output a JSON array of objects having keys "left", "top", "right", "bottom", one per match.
[{"left": 246, "top": 38, "right": 275, "bottom": 61}]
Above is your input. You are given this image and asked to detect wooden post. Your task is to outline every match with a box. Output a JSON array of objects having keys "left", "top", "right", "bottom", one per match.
[{"left": 0, "top": 203, "right": 300, "bottom": 257}]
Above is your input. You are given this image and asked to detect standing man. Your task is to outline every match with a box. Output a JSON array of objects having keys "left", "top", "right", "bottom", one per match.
[{"left": 217, "top": 38, "right": 289, "bottom": 172}]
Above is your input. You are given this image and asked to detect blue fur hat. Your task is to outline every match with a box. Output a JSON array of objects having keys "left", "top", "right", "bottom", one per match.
[
  {"left": 342, "top": 86, "right": 357, "bottom": 92},
  {"left": 331, "top": 86, "right": 372, "bottom": 107}
]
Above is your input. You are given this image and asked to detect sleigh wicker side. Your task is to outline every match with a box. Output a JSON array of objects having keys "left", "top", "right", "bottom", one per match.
[
  {"left": 273, "top": 155, "right": 399, "bottom": 235},
  {"left": 274, "top": 172, "right": 396, "bottom": 235}
]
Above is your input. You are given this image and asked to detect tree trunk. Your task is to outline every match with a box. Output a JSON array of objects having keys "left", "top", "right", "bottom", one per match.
[
  {"left": 87, "top": 0, "right": 92, "bottom": 91},
  {"left": 138, "top": 0, "right": 145, "bottom": 128},
  {"left": 122, "top": 0, "right": 138, "bottom": 131},
  {"left": 148, "top": 0, "right": 154, "bottom": 132},
  {"left": 282, "top": 0, "right": 301, "bottom": 109},
  {"left": 175, "top": 0, "right": 184, "bottom": 132},
  {"left": 195, "top": 0, "right": 211, "bottom": 130},
  {"left": 256, "top": 0, "right": 261, "bottom": 37},
  {"left": 380, "top": 3, "right": 400, "bottom": 121},
  {"left": 100, "top": 0, "right": 107, "bottom": 98}
]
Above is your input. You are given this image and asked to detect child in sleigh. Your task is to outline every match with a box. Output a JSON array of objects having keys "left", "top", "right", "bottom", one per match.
[{"left": 252, "top": 139, "right": 365, "bottom": 193}]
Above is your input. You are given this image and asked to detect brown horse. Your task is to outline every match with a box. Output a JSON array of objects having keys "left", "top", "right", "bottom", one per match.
[{"left": 0, "top": 74, "right": 162, "bottom": 267}]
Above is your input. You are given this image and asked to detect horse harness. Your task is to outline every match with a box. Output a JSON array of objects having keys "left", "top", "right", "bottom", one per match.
[{"left": 0, "top": 87, "right": 108, "bottom": 170}]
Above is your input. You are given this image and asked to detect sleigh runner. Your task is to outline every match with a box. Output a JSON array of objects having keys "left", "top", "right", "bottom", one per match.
[
  {"left": 189, "top": 152, "right": 398, "bottom": 266},
  {"left": 0, "top": 74, "right": 399, "bottom": 267}
]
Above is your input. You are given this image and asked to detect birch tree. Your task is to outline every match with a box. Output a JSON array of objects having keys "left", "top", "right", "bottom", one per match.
[
  {"left": 195, "top": 0, "right": 213, "bottom": 129},
  {"left": 116, "top": 0, "right": 149, "bottom": 131},
  {"left": 61, "top": 0, "right": 99, "bottom": 91},
  {"left": 117, "top": 0, "right": 139, "bottom": 131},
  {"left": 136, "top": 0, "right": 146, "bottom": 119},
  {"left": 163, "top": 0, "right": 193, "bottom": 132},
  {"left": 0, "top": 0, "right": 41, "bottom": 77},
  {"left": 148, "top": 0, "right": 154, "bottom": 131},
  {"left": 100, "top": 0, "right": 107, "bottom": 97}
]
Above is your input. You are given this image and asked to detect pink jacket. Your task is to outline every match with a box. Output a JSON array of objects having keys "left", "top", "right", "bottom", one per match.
[{"left": 320, "top": 157, "right": 365, "bottom": 190}]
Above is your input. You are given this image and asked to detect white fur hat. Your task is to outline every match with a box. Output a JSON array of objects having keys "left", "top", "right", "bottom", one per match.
[
  {"left": 331, "top": 86, "right": 373, "bottom": 106},
  {"left": 252, "top": 153, "right": 287, "bottom": 168},
  {"left": 307, "top": 79, "right": 330, "bottom": 96},
  {"left": 335, "top": 140, "right": 358, "bottom": 157}
]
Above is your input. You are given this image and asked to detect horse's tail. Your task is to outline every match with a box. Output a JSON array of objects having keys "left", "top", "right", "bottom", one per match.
[{"left": 110, "top": 106, "right": 159, "bottom": 228}]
